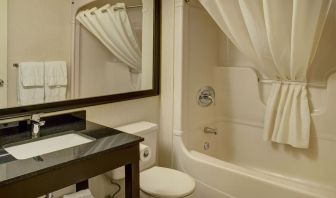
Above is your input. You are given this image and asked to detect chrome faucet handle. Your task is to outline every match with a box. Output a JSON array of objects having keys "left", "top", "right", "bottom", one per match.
[
  {"left": 206, "top": 95, "right": 214, "bottom": 103},
  {"left": 39, "top": 120, "right": 46, "bottom": 126},
  {"left": 32, "top": 120, "right": 45, "bottom": 126},
  {"left": 197, "top": 86, "right": 215, "bottom": 107}
]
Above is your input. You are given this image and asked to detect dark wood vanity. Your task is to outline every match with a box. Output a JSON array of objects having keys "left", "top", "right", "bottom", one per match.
[{"left": 0, "top": 111, "right": 143, "bottom": 198}]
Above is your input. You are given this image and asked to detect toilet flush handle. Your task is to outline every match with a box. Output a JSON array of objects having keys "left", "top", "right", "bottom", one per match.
[{"left": 143, "top": 150, "right": 150, "bottom": 158}]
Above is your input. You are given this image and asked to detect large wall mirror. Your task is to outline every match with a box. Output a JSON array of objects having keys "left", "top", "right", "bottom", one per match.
[{"left": 0, "top": 0, "right": 160, "bottom": 118}]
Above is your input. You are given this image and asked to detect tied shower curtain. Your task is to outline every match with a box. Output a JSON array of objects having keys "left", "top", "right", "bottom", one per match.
[
  {"left": 76, "top": 3, "right": 142, "bottom": 73},
  {"left": 199, "top": 0, "right": 333, "bottom": 148}
]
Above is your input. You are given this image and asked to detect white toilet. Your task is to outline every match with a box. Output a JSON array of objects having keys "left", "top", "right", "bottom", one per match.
[{"left": 107, "top": 121, "right": 195, "bottom": 198}]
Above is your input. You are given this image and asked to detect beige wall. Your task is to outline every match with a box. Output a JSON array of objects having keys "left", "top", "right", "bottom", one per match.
[
  {"left": 158, "top": 0, "right": 175, "bottom": 167},
  {"left": 7, "top": 0, "right": 72, "bottom": 107},
  {"left": 0, "top": 0, "right": 8, "bottom": 108},
  {"left": 86, "top": 97, "right": 159, "bottom": 128}
]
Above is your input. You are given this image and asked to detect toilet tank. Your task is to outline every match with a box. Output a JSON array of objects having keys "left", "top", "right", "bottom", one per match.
[{"left": 106, "top": 121, "right": 158, "bottom": 180}]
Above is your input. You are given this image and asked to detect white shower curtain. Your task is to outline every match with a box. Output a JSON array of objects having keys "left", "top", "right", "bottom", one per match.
[
  {"left": 199, "top": 0, "right": 333, "bottom": 148},
  {"left": 76, "top": 3, "right": 142, "bottom": 73}
]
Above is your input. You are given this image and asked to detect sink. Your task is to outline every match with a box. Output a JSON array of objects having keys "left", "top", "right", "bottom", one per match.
[{"left": 4, "top": 133, "right": 94, "bottom": 160}]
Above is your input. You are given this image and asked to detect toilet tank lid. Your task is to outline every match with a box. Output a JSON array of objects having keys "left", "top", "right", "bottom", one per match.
[{"left": 115, "top": 121, "right": 158, "bottom": 135}]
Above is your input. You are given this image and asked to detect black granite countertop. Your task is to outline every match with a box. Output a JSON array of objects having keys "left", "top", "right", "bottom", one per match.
[{"left": 0, "top": 111, "right": 143, "bottom": 186}]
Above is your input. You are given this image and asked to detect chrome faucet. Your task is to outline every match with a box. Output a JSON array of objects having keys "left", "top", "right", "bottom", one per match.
[{"left": 31, "top": 114, "right": 45, "bottom": 138}]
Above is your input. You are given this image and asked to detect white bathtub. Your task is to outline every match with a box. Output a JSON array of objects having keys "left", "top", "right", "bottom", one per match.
[{"left": 173, "top": 124, "right": 336, "bottom": 198}]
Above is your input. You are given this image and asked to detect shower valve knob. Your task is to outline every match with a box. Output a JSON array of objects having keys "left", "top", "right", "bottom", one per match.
[{"left": 197, "top": 86, "right": 215, "bottom": 107}]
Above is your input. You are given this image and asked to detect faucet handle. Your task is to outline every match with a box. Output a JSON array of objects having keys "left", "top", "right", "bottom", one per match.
[
  {"left": 197, "top": 86, "right": 215, "bottom": 107},
  {"left": 38, "top": 120, "right": 46, "bottom": 126},
  {"left": 31, "top": 119, "right": 45, "bottom": 124}
]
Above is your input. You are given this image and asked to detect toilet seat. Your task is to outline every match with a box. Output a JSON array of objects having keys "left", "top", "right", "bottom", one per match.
[{"left": 140, "top": 166, "right": 196, "bottom": 198}]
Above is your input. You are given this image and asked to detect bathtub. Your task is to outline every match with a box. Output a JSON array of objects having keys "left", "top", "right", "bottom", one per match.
[{"left": 173, "top": 122, "right": 336, "bottom": 198}]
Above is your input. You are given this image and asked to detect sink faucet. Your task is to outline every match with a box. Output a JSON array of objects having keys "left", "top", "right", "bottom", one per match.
[{"left": 31, "top": 114, "right": 45, "bottom": 138}]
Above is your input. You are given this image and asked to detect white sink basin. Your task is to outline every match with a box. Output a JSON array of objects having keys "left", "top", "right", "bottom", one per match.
[{"left": 4, "top": 133, "right": 94, "bottom": 160}]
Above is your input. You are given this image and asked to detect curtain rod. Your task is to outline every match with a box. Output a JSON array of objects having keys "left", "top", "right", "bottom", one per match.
[
  {"left": 89, "top": 4, "right": 142, "bottom": 14},
  {"left": 105, "top": 4, "right": 142, "bottom": 12},
  {"left": 126, "top": 5, "right": 143, "bottom": 9},
  {"left": 258, "top": 79, "right": 327, "bottom": 88}
]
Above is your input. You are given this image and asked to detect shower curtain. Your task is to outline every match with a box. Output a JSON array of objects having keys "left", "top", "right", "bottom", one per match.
[
  {"left": 76, "top": 3, "right": 142, "bottom": 74},
  {"left": 199, "top": 0, "right": 333, "bottom": 148}
]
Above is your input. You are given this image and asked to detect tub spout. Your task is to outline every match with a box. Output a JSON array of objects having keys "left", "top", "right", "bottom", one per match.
[{"left": 204, "top": 127, "right": 217, "bottom": 135}]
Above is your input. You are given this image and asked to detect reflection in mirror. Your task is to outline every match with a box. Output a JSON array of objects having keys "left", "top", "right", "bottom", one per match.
[{"left": 0, "top": 0, "right": 154, "bottom": 109}]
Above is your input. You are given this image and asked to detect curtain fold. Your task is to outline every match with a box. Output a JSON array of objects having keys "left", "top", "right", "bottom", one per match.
[
  {"left": 199, "top": 0, "right": 332, "bottom": 148},
  {"left": 76, "top": 3, "right": 142, "bottom": 73}
]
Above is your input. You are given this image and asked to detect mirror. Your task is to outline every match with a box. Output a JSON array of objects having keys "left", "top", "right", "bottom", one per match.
[{"left": 0, "top": 0, "right": 158, "bottom": 112}]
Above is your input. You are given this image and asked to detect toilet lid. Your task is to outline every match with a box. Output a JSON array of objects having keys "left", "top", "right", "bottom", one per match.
[{"left": 140, "top": 166, "right": 196, "bottom": 198}]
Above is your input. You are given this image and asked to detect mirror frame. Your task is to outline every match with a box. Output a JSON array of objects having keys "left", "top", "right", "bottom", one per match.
[{"left": 0, "top": 0, "right": 160, "bottom": 120}]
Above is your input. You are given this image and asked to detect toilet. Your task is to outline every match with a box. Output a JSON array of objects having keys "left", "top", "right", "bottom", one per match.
[
  {"left": 107, "top": 121, "right": 195, "bottom": 198},
  {"left": 140, "top": 166, "right": 195, "bottom": 198}
]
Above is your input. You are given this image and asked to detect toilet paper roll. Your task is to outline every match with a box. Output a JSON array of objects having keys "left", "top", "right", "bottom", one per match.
[{"left": 140, "top": 143, "right": 152, "bottom": 162}]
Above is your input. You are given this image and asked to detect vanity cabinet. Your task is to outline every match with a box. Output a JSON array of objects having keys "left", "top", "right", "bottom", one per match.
[{"left": 0, "top": 112, "right": 143, "bottom": 198}]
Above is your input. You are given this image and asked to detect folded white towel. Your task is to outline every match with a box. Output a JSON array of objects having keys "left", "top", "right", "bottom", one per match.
[
  {"left": 45, "top": 61, "right": 67, "bottom": 86},
  {"left": 17, "top": 62, "right": 45, "bottom": 105},
  {"left": 44, "top": 61, "right": 67, "bottom": 102},
  {"left": 45, "top": 86, "right": 67, "bottom": 103},
  {"left": 63, "top": 189, "right": 94, "bottom": 198},
  {"left": 19, "top": 62, "right": 44, "bottom": 87}
]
